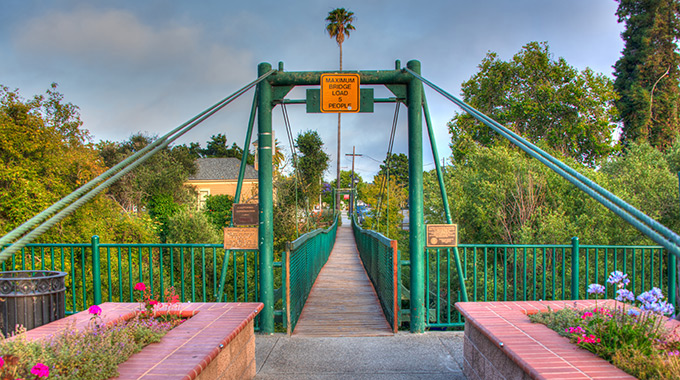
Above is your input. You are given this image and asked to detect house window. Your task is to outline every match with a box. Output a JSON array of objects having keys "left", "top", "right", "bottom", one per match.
[{"left": 198, "top": 189, "right": 210, "bottom": 208}]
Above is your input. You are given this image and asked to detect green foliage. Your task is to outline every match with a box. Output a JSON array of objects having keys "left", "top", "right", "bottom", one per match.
[
  {"left": 325, "top": 8, "right": 355, "bottom": 47},
  {"left": 614, "top": 0, "right": 680, "bottom": 150},
  {"left": 0, "top": 85, "right": 156, "bottom": 244},
  {"left": 294, "top": 130, "right": 330, "bottom": 210},
  {"left": 424, "top": 140, "right": 679, "bottom": 245},
  {"left": 377, "top": 153, "right": 409, "bottom": 187},
  {"left": 164, "top": 206, "right": 221, "bottom": 244},
  {"left": 197, "top": 134, "right": 255, "bottom": 164},
  {"left": 449, "top": 42, "right": 619, "bottom": 167},
  {"left": 361, "top": 174, "right": 407, "bottom": 240},
  {"left": 147, "top": 194, "right": 181, "bottom": 243},
  {"left": 97, "top": 134, "right": 197, "bottom": 214},
  {"left": 203, "top": 194, "right": 234, "bottom": 229}
]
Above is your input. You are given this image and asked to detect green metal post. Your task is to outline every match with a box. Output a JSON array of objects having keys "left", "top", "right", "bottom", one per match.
[
  {"left": 571, "top": 237, "right": 580, "bottom": 300},
  {"left": 422, "top": 92, "right": 468, "bottom": 302},
  {"left": 257, "top": 62, "right": 275, "bottom": 333},
  {"left": 407, "top": 60, "right": 425, "bottom": 332},
  {"left": 671, "top": 172, "right": 680, "bottom": 307},
  {"left": 91, "top": 235, "right": 102, "bottom": 305}
]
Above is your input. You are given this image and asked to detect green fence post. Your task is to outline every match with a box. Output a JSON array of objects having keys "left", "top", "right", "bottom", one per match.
[
  {"left": 91, "top": 235, "right": 102, "bottom": 305},
  {"left": 407, "top": 60, "right": 425, "bottom": 333},
  {"left": 671, "top": 172, "right": 680, "bottom": 307},
  {"left": 571, "top": 237, "right": 580, "bottom": 300},
  {"left": 257, "top": 62, "right": 275, "bottom": 334}
]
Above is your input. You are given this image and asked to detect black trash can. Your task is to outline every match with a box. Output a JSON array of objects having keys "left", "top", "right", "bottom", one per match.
[{"left": 0, "top": 270, "right": 67, "bottom": 336}]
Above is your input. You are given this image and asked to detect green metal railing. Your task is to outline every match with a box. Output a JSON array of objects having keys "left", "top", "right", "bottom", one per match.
[
  {"left": 283, "top": 214, "right": 339, "bottom": 334},
  {"left": 351, "top": 215, "right": 399, "bottom": 333},
  {"left": 1, "top": 236, "right": 258, "bottom": 315},
  {"left": 421, "top": 240, "right": 671, "bottom": 328}
]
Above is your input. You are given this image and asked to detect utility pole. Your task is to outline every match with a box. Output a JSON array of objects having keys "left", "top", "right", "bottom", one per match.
[{"left": 345, "top": 146, "right": 362, "bottom": 216}]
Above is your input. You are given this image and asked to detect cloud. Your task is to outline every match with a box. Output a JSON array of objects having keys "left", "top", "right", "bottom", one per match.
[{"left": 15, "top": 7, "right": 253, "bottom": 85}]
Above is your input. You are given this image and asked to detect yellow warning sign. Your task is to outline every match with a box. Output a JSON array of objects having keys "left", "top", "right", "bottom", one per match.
[{"left": 320, "top": 73, "right": 360, "bottom": 113}]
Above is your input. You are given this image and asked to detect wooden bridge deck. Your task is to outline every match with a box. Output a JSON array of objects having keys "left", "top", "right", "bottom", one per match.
[{"left": 292, "top": 219, "right": 393, "bottom": 337}]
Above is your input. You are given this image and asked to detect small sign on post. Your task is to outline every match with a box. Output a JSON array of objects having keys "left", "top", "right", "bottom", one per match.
[
  {"left": 233, "top": 203, "right": 259, "bottom": 226},
  {"left": 320, "top": 73, "right": 360, "bottom": 113},
  {"left": 426, "top": 224, "right": 458, "bottom": 247},
  {"left": 223, "top": 227, "right": 258, "bottom": 250}
]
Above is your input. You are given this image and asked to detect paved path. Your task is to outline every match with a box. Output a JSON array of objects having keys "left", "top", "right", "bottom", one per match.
[
  {"left": 255, "top": 332, "right": 465, "bottom": 379},
  {"left": 292, "top": 216, "right": 392, "bottom": 337}
]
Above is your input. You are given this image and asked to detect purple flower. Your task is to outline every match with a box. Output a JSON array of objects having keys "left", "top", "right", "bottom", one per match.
[
  {"left": 616, "top": 288, "right": 635, "bottom": 302},
  {"left": 88, "top": 305, "right": 102, "bottom": 316},
  {"left": 607, "top": 271, "right": 630, "bottom": 288},
  {"left": 628, "top": 309, "right": 640, "bottom": 317},
  {"left": 642, "top": 300, "right": 675, "bottom": 315},
  {"left": 587, "top": 283, "right": 605, "bottom": 295}
]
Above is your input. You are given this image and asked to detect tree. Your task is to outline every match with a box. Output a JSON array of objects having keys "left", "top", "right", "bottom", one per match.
[
  {"left": 423, "top": 140, "right": 679, "bottom": 246},
  {"left": 326, "top": 8, "right": 356, "bottom": 213},
  {"left": 97, "top": 134, "right": 197, "bottom": 214},
  {"left": 448, "top": 42, "right": 619, "bottom": 167},
  {"left": 199, "top": 134, "right": 254, "bottom": 164},
  {"left": 377, "top": 153, "right": 409, "bottom": 187},
  {"left": 614, "top": 0, "right": 680, "bottom": 150},
  {"left": 362, "top": 174, "right": 407, "bottom": 240},
  {"left": 0, "top": 84, "right": 156, "bottom": 244},
  {"left": 294, "top": 130, "right": 330, "bottom": 211}
]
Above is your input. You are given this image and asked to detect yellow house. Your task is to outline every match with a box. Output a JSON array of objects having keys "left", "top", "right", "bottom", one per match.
[{"left": 185, "top": 158, "right": 258, "bottom": 207}]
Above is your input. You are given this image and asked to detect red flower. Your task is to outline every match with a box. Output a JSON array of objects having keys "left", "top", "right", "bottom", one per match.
[
  {"left": 31, "top": 363, "right": 49, "bottom": 378},
  {"left": 134, "top": 283, "right": 146, "bottom": 291}
]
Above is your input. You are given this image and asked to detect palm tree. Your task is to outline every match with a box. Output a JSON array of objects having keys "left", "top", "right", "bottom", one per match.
[{"left": 325, "top": 8, "right": 355, "bottom": 213}]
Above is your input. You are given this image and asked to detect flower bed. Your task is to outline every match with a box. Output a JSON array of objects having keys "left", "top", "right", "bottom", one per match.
[
  {"left": 455, "top": 299, "right": 676, "bottom": 379},
  {"left": 5, "top": 302, "right": 262, "bottom": 380},
  {"left": 529, "top": 271, "right": 679, "bottom": 379}
]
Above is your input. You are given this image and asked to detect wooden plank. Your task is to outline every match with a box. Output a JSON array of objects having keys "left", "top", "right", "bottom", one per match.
[{"left": 292, "top": 221, "right": 393, "bottom": 337}]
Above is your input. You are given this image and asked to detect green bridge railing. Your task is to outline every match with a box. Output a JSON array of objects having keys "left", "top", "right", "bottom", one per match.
[
  {"left": 351, "top": 215, "right": 399, "bottom": 333},
  {"left": 1, "top": 237, "right": 259, "bottom": 315},
  {"left": 420, "top": 240, "right": 671, "bottom": 328},
  {"left": 283, "top": 214, "right": 339, "bottom": 334}
]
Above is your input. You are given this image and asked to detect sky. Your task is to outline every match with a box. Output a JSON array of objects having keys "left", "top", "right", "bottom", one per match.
[{"left": 1, "top": 0, "right": 625, "bottom": 181}]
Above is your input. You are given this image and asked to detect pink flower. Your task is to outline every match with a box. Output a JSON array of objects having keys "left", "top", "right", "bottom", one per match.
[
  {"left": 134, "top": 283, "right": 146, "bottom": 291},
  {"left": 88, "top": 305, "right": 102, "bottom": 316},
  {"left": 31, "top": 363, "right": 49, "bottom": 378},
  {"left": 0, "top": 356, "right": 4, "bottom": 369},
  {"left": 149, "top": 300, "right": 159, "bottom": 306},
  {"left": 581, "top": 312, "right": 594, "bottom": 319}
]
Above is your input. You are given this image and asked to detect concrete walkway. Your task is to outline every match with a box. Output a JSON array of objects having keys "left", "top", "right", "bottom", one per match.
[{"left": 255, "top": 332, "right": 466, "bottom": 379}]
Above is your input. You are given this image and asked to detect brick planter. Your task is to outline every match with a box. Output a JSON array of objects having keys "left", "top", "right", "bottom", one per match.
[
  {"left": 455, "top": 300, "right": 679, "bottom": 380},
  {"left": 18, "top": 302, "right": 263, "bottom": 380}
]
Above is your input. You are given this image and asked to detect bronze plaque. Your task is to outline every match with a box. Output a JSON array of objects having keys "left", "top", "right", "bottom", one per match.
[
  {"left": 426, "top": 224, "right": 458, "bottom": 247},
  {"left": 223, "top": 227, "right": 258, "bottom": 250},
  {"left": 233, "top": 203, "right": 259, "bottom": 226}
]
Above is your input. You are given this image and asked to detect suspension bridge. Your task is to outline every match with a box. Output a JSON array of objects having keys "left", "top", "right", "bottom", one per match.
[{"left": 2, "top": 59, "right": 679, "bottom": 340}]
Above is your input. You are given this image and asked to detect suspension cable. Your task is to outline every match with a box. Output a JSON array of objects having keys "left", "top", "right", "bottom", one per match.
[
  {"left": 281, "top": 102, "right": 301, "bottom": 237},
  {"left": 0, "top": 69, "right": 276, "bottom": 259},
  {"left": 405, "top": 67, "right": 680, "bottom": 258},
  {"left": 373, "top": 102, "right": 400, "bottom": 232}
]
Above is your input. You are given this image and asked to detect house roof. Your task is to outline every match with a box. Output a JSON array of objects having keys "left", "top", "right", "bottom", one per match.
[{"left": 187, "top": 158, "right": 258, "bottom": 181}]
